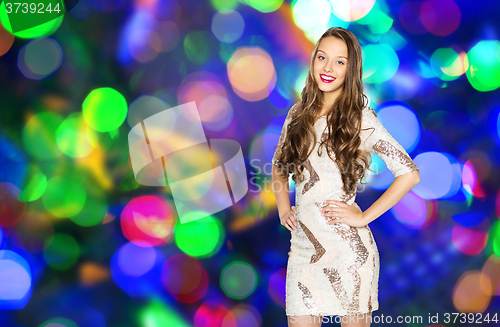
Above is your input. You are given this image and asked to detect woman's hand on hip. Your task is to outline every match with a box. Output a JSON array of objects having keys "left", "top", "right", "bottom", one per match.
[
  {"left": 280, "top": 206, "right": 298, "bottom": 231},
  {"left": 321, "top": 200, "right": 367, "bottom": 227}
]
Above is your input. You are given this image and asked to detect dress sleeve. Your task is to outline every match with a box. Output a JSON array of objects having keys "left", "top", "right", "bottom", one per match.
[
  {"left": 272, "top": 102, "right": 300, "bottom": 168},
  {"left": 361, "top": 106, "right": 419, "bottom": 177}
]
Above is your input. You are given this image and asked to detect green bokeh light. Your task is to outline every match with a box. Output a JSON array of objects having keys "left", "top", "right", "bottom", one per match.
[
  {"left": 357, "top": 3, "right": 393, "bottom": 34},
  {"left": 362, "top": 43, "right": 399, "bottom": 83},
  {"left": 22, "top": 112, "right": 63, "bottom": 161},
  {"left": 294, "top": 67, "right": 308, "bottom": 97},
  {"left": 39, "top": 317, "right": 79, "bottom": 327},
  {"left": 465, "top": 40, "right": 500, "bottom": 92},
  {"left": 19, "top": 164, "right": 47, "bottom": 202},
  {"left": 70, "top": 193, "right": 108, "bottom": 227},
  {"left": 82, "top": 87, "right": 128, "bottom": 132},
  {"left": 220, "top": 42, "right": 237, "bottom": 64},
  {"left": 430, "top": 48, "right": 461, "bottom": 82},
  {"left": 42, "top": 176, "right": 86, "bottom": 218},
  {"left": 220, "top": 261, "right": 257, "bottom": 299},
  {"left": 56, "top": 113, "right": 97, "bottom": 158},
  {"left": 174, "top": 215, "right": 224, "bottom": 258},
  {"left": 492, "top": 221, "right": 500, "bottom": 257},
  {"left": 368, "top": 11, "right": 392, "bottom": 34},
  {"left": 139, "top": 299, "right": 190, "bottom": 327},
  {"left": 43, "top": 233, "right": 80, "bottom": 270},
  {"left": 0, "top": 1, "right": 63, "bottom": 39},
  {"left": 379, "top": 28, "right": 407, "bottom": 51},
  {"left": 243, "top": 0, "right": 284, "bottom": 13},
  {"left": 184, "top": 31, "right": 213, "bottom": 65},
  {"left": 211, "top": 0, "right": 239, "bottom": 10}
]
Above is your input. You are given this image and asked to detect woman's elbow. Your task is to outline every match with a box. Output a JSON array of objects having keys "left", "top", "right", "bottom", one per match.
[
  {"left": 411, "top": 170, "right": 420, "bottom": 185},
  {"left": 397, "top": 170, "right": 420, "bottom": 186}
]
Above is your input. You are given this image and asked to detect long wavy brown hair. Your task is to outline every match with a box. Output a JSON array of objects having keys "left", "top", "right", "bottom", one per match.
[{"left": 274, "top": 27, "right": 374, "bottom": 196}]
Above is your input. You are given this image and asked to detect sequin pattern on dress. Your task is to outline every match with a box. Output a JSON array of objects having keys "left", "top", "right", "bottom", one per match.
[
  {"left": 314, "top": 198, "right": 370, "bottom": 315},
  {"left": 324, "top": 222, "right": 369, "bottom": 315},
  {"left": 340, "top": 183, "right": 357, "bottom": 204},
  {"left": 367, "top": 230, "right": 375, "bottom": 312},
  {"left": 298, "top": 220, "right": 326, "bottom": 264},
  {"left": 373, "top": 139, "right": 419, "bottom": 172},
  {"left": 323, "top": 268, "right": 350, "bottom": 312},
  {"left": 302, "top": 159, "right": 320, "bottom": 195},
  {"left": 298, "top": 281, "right": 321, "bottom": 315},
  {"left": 368, "top": 107, "right": 378, "bottom": 117}
]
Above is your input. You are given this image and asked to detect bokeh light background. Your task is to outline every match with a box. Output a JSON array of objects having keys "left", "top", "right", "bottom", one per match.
[{"left": 1, "top": 0, "right": 500, "bottom": 326}]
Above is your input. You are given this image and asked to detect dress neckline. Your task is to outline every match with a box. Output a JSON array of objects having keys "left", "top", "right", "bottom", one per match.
[{"left": 315, "top": 116, "right": 327, "bottom": 123}]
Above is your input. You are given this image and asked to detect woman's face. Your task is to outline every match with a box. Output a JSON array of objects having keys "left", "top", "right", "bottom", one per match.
[{"left": 313, "top": 36, "right": 348, "bottom": 97}]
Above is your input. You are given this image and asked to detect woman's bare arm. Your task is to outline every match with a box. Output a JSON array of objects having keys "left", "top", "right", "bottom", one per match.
[
  {"left": 272, "top": 164, "right": 298, "bottom": 231},
  {"left": 362, "top": 170, "right": 420, "bottom": 224},
  {"left": 272, "top": 164, "right": 291, "bottom": 218}
]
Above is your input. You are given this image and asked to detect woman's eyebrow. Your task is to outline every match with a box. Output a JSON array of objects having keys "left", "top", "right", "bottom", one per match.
[{"left": 317, "top": 50, "right": 347, "bottom": 59}]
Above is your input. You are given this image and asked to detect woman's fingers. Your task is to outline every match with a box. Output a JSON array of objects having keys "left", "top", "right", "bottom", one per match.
[
  {"left": 290, "top": 206, "right": 298, "bottom": 229},
  {"left": 288, "top": 210, "right": 297, "bottom": 229},
  {"left": 326, "top": 200, "right": 347, "bottom": 207},
  {"left": 281, "top": 213, "right": 294, "bottom": 231},
  {"left": 321, "top": 206, "right": 341, "bottom": 217},
  {"left": 323, "top": 211, "right": 339, "bottom": 217},
  {"left": 280, "top": 208, "right": 299, "bottom": 231},
  {"left": 280, "top": 217, "right": 292, "bottom": 231},
  {"left": 284, "top": 216, "right": 296, "bottom": 231}
]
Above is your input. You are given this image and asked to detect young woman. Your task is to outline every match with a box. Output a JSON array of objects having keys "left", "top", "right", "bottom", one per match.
[{"left": 272, "top": 27, "right": 420, "bottom": 327}]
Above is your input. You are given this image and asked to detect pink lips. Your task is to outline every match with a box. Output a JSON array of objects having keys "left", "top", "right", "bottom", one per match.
[{"left": 320, "top": 74, "right": 335, "bottom": 83}]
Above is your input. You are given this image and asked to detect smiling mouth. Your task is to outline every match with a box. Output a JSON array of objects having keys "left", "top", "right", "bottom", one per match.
[{"left": 320, "top": 74, "right": 335, "bottom": 83}]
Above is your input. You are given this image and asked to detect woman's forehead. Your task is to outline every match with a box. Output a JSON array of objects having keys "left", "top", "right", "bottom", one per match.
[{"left": 317, "top": 37, "right": 348, "bottom": 56}]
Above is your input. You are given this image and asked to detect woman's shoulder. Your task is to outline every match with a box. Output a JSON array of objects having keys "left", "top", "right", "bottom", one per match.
[
  {"left": 361, "top": 105, "right": 378, "bottom": 124},
  {"left": 360, "top": 105, "right": 380, "bottom": 136},
  {"left": 360, "top": 104, "right": 377, "bottom": 117},
  {"left": 291, "top": 100, "right": 303, "bottom": 113},
  {"left": 286, "top": 100, "right": 303, "bottom": 120}
]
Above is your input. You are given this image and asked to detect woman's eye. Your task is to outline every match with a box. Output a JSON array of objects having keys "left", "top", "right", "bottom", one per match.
[
  {"left": 337, "top": 61, "right": 345, "bottom": 65},
  {"left": 318, "top": 56, "right": 325, "bottom": 60}
]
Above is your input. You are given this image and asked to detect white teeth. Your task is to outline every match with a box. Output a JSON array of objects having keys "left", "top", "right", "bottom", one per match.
[{"left": 321, "top": 75, "right": 334, "bottom": 81}]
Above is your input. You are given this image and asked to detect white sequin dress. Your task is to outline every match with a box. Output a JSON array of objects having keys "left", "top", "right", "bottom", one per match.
[{"left": 272, "top": 102, "right": 419, "bottom": 317}]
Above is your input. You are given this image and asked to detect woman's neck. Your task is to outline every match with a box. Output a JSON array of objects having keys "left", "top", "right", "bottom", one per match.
[
  {"left": 318, "top": 102, "right": 335, "bottom": 117},
  {"left": 320, "top": 90, "right": 341, "bottom": 115},
  {"left": 319, "top": 97, "right": 336, "bottom": 116}
]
